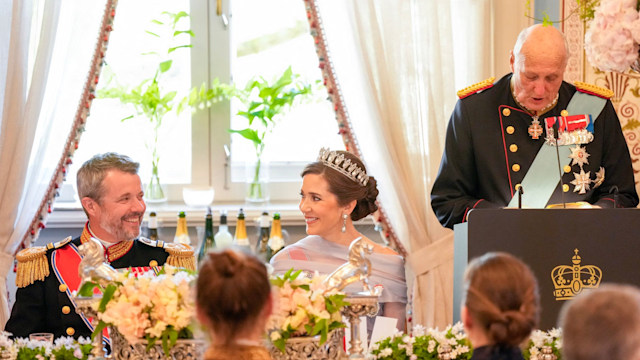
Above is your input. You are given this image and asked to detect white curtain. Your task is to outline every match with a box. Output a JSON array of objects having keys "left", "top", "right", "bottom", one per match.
[
  {"left": 315, "top": 0, "right": 530, "bottom": 328},
  {"left": 0, "top": 0, "right": 110, "bottom": 329}
]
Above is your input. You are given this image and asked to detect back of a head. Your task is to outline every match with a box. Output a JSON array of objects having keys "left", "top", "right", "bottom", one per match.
[
  {"left": 560, "top": 284, "right": 640, "bottom": 360},
  {"left": 196, "top": 249, "right": 271, "bottom": 344},
  {"left": 463, "top": 252, "right": 540, "bottom": 346}
]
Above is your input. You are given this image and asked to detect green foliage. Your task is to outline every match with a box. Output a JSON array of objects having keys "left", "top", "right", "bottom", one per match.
[
  {"left": 97, "top": 10, "right": 223, "bottom": 189},
  {"left": 370, "top": 323, "right": 472, "bottom": 360},
  {"left": 220, "top": 66, "right": 315, "bottom": 157},
  {"left": 269, "top": 268, "right": 348, "bottom": 353}
]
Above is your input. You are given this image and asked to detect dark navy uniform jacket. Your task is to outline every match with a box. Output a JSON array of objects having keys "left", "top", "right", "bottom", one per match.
[
  {"left": 5, "top": 236, "right": 170, "bottom": 340},
  {"left": 431, "top": 74, "right": 638, "bottom": 229}
]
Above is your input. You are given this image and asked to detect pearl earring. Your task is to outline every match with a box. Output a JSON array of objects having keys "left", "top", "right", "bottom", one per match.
[{"left": 341, "top": 214, "right": 348, "bottom": 233}]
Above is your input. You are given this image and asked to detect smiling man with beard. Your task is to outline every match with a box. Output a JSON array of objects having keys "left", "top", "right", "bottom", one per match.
[{"left": 5, "top": 152, "right": 195, "bottom": 340}]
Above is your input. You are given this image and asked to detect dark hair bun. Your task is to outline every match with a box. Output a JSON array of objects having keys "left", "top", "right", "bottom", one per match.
[
  {"left": 488, "top": 310, "right": 535, "bottom": 345},
  {"left": 351, "top": 175, "right": 379, "bottom": 221}
]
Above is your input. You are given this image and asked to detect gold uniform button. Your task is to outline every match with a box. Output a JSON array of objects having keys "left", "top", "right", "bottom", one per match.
[
  {"left": 502, "top": 108, "right": 511, "bottom": 116},
  {"left": 561, "top": 109, "right": 569, "bottom": 117},
  {"left": 509, "top": 144, "right": 518, "bottom": 152},
  {"left": 563, "top": 184, "right": 570, "bottom": 192},
  {"left": 66, "top": 327, "right": 75, "bottom": 336},
  {"left": 62, "top": 306, "right": 71, "bottom": 314},
  {"left": 512, "top": 164, "right": 521, "bottom": 172},
  {"left": 149, "top": 260, "right": 158, "bottom": 267},
  {"left": 564, "top": 165, "right": 572, "bottom": 173},
  {"left": 59, "top": 284, "right": 68, "bottom": 292},
  {"left": 515, "top": 184, "right": 522, "bottom": 191},
  {"left": 506, "top": 126, "right": 515, "bottom": 134}
]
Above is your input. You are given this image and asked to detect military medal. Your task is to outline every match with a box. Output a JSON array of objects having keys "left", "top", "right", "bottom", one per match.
[
  {"left": 544, "top": 114, "right": 593, "bottom": 146},
  {"left": 528, "top": 117, "right": 543, "bottom": 139}
]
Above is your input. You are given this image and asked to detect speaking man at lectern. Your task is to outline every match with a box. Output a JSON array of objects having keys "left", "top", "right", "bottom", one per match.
[{"left": 431, "top": 24, "right": 638, "bottom": 229}]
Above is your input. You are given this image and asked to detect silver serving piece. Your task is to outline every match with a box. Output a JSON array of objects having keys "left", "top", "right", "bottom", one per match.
[
  {"left": 74, "top": 237, "right": 119, "bottom": 359},
  {"left": 269, "top": 329, "right": 345, "bottom": 360},
  {"left": 110, "top": 329, "right": 205, "bottom": 360},
  {"left": 323, "top": 237, "right": 382, "bottom": 297},
  {"left": 323, "top": 237, "right": 382, "bottom": 360}
]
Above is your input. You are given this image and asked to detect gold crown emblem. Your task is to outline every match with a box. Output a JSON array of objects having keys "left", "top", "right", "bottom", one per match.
[{"left": 551, "top": 248, "right": 602, "bottom": 301}]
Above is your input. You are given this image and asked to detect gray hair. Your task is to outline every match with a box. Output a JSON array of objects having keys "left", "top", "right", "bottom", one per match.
[
  {"left": 513, "top": 24, "right": 569, "bottom": 70},
  {"left": 560, "top": 284, "right": 640, "bottom": 360},
  {"left": 77, "top": 152, "right": 139, "bottom": 203}
]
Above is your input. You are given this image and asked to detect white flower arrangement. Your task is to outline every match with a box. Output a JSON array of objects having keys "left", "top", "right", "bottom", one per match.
[
  {"left": 368, "top": 322, "right": 472, "bottom": 360},
  {"left": 584, "top": 0, "right": 640, "bottom": 72},
  {"left": 267, "top": 269, "right": 348, "bottom": 353},
  {"left": 0, "top": 332, "right": 93, "bottom": 360},
  {"left": 84, "top": 265, "right": 196, "bottom": 356},
  {"left": 523, "top": 328, "right": 563, "bottom": 360}
]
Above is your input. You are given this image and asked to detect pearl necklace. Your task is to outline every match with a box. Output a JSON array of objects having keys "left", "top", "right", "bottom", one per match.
[{"left": 510, "top": 78, "right": 559, "bottom": 140}]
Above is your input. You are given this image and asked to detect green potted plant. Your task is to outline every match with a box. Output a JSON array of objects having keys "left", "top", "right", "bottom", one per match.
[
  {"left": 97, "top": 11, "right": 223, "bottom": 202},
  {"left": 213, "top": 67, "right": 315, "bottom": 202}
]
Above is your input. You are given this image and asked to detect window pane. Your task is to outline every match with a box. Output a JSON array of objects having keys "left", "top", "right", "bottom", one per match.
[
  {"left": 66, "top": 0, "right": 192, "bottom": 192},
  {"left": 230, "top": 0, "right": 344, "bottom": 173}
]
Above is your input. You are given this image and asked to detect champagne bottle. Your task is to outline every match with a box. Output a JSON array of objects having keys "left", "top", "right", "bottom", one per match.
[
  {"left": 174, "top": 211, "right": 191, "bottom": 245},
  {"left": 147, "top": 211, "right": 158, "bottom": 240},
  {"left": 255, "top": 211, "right": 270, "bottom": 257},
  {"left": 233, "top": 208, "right": 251, "bottom": 252},
  {"left": 198, "top": 207, "right": 215, "bottom": 265},
  {"left": 267, "top": 212, "right": 284, "bottom": 261},
  {"left": 214, "top": 210, "right": 233, "bottom": 249}
]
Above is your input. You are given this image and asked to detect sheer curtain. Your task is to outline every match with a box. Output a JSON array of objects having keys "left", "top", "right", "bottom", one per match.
[
  {"left": 314, "top": 0, "right": 530, "bottom": 328},
  {"left": 0, "top": 0, "right": 112, "bottom": 328}
]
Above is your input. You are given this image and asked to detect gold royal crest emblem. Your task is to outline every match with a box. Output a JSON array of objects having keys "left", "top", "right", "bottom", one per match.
[{"left": 551, "top": 248, "right": 602, "bottom": 301}]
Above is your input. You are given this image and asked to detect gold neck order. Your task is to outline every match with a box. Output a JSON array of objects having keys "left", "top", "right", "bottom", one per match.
[{"left": 510, "top": 77, "right": 559, "bottom": 117}]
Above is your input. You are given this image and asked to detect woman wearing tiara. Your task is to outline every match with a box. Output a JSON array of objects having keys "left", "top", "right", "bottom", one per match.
[{"left": 270, "top": 148, "right": 407, "bottom": 330}]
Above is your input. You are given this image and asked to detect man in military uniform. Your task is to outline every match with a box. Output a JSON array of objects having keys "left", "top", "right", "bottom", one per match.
[
  {"left": 5, "top": 153, "right": 195, "bottom": 340},
  {"left": 431, "top": 24, "right": 639, "bottom": 229}
]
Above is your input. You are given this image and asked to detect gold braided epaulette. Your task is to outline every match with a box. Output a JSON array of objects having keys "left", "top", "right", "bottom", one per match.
[
  {"left": 164, "top": 243, "right": 196, "bottom": 271},
  {"left": 574, "top": 81, "right": 614, "bottom": 99},
  {"left": 15, "top": 237, "right": 72, "bottom": 288},
  {"left": 457, "top": 77, "right": 495, "bottom": 99}
]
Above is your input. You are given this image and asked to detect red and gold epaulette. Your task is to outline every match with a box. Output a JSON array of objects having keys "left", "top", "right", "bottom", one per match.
[
  {"left": 574, "top": 81, "right": 614, "bottom": 99},
  {"left": 163, "top": 242, "right": 196, "bottom": 271},
  {"left": 15, "top": 236, "right": 72, "bottom": 288},
  {"left": 457, "top": 77, "right": 495, "bottom": 99}
]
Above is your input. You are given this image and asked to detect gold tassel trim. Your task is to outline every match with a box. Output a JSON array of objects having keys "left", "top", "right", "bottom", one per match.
[
  {"left": 165, "top": 243, "right": 196, "bottom": 271},
  {"left": 457, "top": 77, "right": 495, "bottom": 99},
  {"left": 574, "top": 81, "right": 614, "bottom": 99},
  {"left": 15, "top": 247, "right": 49, "bottom": 288}
]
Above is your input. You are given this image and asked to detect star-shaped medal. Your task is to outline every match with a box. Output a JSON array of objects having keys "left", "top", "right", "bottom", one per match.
[
  {"left": 571, "top": 169, "right": 592, "bottom": 194},
  {"left": 569, "top": 145, "right": 590, "bottom": 167}
]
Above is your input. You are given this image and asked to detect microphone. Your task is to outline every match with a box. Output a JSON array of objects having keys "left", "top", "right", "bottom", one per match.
[
  {"left": 552, "top": 119, "right": 566, "bottom": 209},
  {"left": 515, "top": 184, "right": 524, "bottom": 209},
  {"left": 610, "top": 185, "right": 619, "bottom": 208}
]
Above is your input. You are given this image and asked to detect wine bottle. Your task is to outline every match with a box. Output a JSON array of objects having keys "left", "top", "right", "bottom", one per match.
[
  {"left": 233, "top": 208, "right": 251, "bottom": 252},
  {"left": 267, "top": 212, "right": 284, "bottom": 261},
  {"left": 214, "top": 210, "right": 233, "bottom": 249},
  {"left": 255, "top": 211, "right": 270, "bottom": 257},
  {"left": 147, "top": 211, "right": 158, "bottom": 240},
  {"left": 198, "top": 207, "right": 215, "bottom": 265},
  {"left": 174, "top": 211, "right": 191, "bottom": 245}
]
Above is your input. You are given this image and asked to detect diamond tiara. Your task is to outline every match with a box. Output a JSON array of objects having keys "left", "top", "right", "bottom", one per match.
[{"left": 317, "top": 148, "right": 369, "bottom": 187}]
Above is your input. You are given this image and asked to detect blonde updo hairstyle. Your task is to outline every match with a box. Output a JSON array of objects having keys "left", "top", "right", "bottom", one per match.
[
  {"left": 463, "top": 252, "right": 539, "bottom": 346},
  {"left": 302, "top": 150, "right": 378, "bottom": 221}
]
